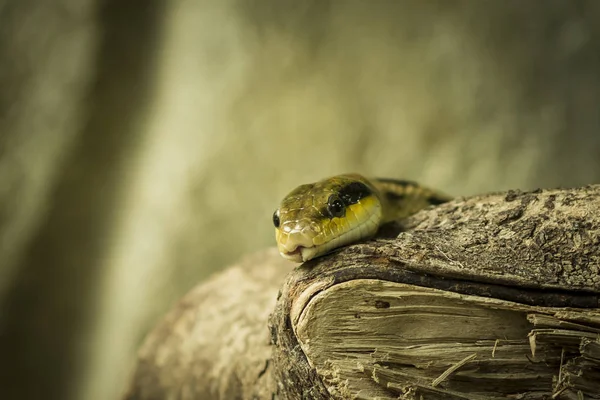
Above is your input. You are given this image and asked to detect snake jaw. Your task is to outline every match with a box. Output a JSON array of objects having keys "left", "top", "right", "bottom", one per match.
[
  {"left": 276, "top": 226, "right": 319, "bottom": 262},
  {"left": 279, "top": 246, "right": 306, "bottom": 262},
  {"left": 277, "top": 244, "right": 319, "bottom": 263}
]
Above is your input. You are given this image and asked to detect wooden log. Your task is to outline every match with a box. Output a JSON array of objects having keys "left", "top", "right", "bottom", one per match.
[
  {"left": 125, "top": 185, "right": 600, "bottom": 399},
  {"left": 123, "top": 249, "right": 293, "bottom": 399}
]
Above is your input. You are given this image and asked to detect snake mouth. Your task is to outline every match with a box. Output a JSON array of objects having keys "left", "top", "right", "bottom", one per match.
[
  {"left": 280, "top": 245, "right": 312, "bottom": 262},
  {"left": 276, "top": 228, "right": 320, "bottom": 262},
  {"left": 279, "top": 243, "right": 324, "bottom": 262}
]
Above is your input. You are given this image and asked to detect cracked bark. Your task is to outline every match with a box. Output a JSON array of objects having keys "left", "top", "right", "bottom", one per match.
[{"left": 125, "top": 185, "right": 600, "bottom": 400}]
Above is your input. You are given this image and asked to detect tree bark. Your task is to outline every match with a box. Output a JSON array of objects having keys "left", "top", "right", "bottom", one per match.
[{"left": 125, "top": 185, "right": 600, "bottom": 400}]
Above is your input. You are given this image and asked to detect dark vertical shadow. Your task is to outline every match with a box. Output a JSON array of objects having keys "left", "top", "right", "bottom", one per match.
[{"left": 0, "top": 1, "right": 165, "bottom": 399}]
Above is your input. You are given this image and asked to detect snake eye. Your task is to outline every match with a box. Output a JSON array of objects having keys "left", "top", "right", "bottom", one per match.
[
  {"left": 272, "top": 209, "right": 281, "bottom": 228},
  {"left": 327, "top": 195, "right": 346, "bottom": 218}
]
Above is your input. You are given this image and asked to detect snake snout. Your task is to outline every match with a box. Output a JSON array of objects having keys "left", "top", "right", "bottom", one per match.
[
  {"left": 281, "top": 231, "right": 315, "bottom": 252},
  {"left": 276, "top": 229, "right": 316, "bottom": 262},
  {"left": 277, "top": 219, "right": 320, "bottom": 254}
]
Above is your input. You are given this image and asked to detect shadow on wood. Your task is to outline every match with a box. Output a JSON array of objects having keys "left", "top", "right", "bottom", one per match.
[{"left": 125, "top": 185, "right": 600, "bottom": 399}]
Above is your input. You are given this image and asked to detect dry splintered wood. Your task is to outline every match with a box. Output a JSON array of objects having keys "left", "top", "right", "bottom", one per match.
[{"left": 125, "top": 185, "right": 600, "bottom": 400}]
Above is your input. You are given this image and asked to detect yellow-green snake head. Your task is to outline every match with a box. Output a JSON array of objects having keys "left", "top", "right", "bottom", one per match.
[{"left": 273, "top": 174, "right": 383, "bottom": 262}]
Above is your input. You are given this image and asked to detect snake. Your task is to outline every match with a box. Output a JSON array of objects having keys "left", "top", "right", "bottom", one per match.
[{"left": 273, "top": 173, "right": 452, "bottom": 262}]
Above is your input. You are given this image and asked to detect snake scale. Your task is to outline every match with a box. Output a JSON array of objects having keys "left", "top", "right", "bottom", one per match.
[{"left": 273, "top": 173, "right": 452, "bottom": 262}]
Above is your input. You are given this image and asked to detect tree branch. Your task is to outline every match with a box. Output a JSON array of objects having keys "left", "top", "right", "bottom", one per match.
[{"left": 125, "top": 185, "right": 600, "bottom": 399}]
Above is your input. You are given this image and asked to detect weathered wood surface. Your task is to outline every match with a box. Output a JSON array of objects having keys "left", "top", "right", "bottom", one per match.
[
  {"left": 123, "top": 249, "right": 293, "bottom": 400},
  {"left": 125, "top": 185, "right": 600, "bottom": 400}
]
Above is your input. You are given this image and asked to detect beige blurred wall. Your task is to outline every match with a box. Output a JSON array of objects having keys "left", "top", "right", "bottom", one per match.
[{"left": 1, "top": 1, "right": 600, "bottom": 400}]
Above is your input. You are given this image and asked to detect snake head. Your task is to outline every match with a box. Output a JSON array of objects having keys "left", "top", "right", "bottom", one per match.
[{"left": 273, "top": 174, "right": 383, "bottom": 262}]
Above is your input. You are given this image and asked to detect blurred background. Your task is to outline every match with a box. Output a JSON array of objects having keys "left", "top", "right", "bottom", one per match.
[{"left": 1, "top": 0, "right": 599, "bottom": 399}]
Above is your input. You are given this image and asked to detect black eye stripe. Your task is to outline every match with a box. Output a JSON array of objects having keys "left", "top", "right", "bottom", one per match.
[
  {"left": 317, "top": 182, "right": 373, "bottom": 218},
  {"left": 338, "top": 181, "right": 372, "bottom": 205}
]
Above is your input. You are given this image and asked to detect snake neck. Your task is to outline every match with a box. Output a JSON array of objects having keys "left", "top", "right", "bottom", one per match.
[{"left": 369, "top": 178, "right": 452, "bottom": 223}]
